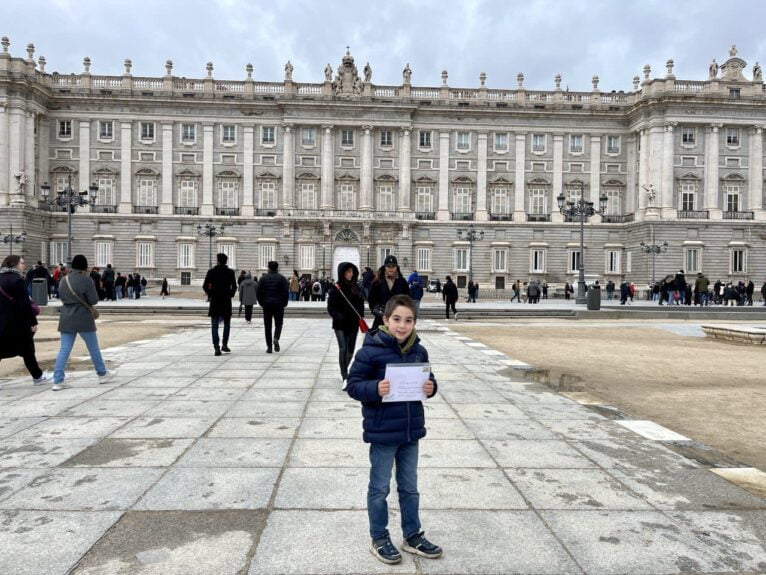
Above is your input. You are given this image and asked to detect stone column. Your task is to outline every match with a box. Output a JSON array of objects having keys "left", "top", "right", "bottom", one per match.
[
  {"left": 648, "top": 126, "right": 664, "bottom": 202},
  {"left": 398, "top": 128, "right": 411, "bottom": 211},
  {"left": 638, "top": 129, "right": 649, "bottom": 212},
  {"left": 77, "top": 119, "right": 90, "bottom": 211},
  {"left": 320, "top": 125, "right": 334, "bottom": 209},
  {"left": 280, "top": 124, "right": 294, "bottom": 210},
  {"left": 475, "top": 131, "right": 488, "bottom": 221},
  {"left": 160, "top": 122, "right": 173, "bottom": 214},
  {"left": 437, "top": 131, "right": 450, "bottom": 220},
  {"left": 626, "top": 133, "right": 638, "bottom": 214},
  {"left": 38, "top": 115, "right": 49, "bottom": 205},
  {"left": 0, "top": 101, "right": 9, "bottom": 206},
  {"left": 748, "top": 126, "right": 763, "bottom": 217},
  {"left": 8, "top": 104, "right": 25, "bottom": 205},
  {"left": 118, "top": 121, "right": 132, "bottom": 213},
  {"left": 360, "top": 125, "right": 373, "bottom": 211},
  {"left": 705, "top": 124, "right": 721, "bottom": 218},
  {"left": 660, "top": 123, "right": 675, "bottom": 217},
  {"left": 514, "top": 133, "right": 526, "bottom": 221},
  {"left": 589, "top": 134, "right": 601, "bottom": 203},
  {"left": 201, "top": 123, "right": 214, "bottom": 216},
  {"left": 551, "top": 134, "right": 564, "bottom": 222},
  {"left": 242, "top": 125, "right": 255, "bottom": 216},
  {"left": 25, "top": 111, "right": 36, "bottom": 201}
]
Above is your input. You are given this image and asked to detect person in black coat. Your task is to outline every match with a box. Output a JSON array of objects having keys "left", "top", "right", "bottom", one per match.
[
  {"left": 368, "top": 255, "right": 409, "bottom": 330},
  {"left": 203, "top": 252, "right": 237, "bottom": 355},
  {"left": 256, "top": 260, "right": 289, "bottom": 353},
  {"left": 327, "top": 262, "right": 365, "bottom": 387},
  {"left": 442, "top": 275, "right": 458, "bottom": 319},
  {"left": 0, "top": 255, "right": 47, "bottom": 384}
]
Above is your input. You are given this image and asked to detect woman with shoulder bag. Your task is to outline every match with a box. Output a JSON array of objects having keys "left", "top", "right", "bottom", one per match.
[
  {"left": 52, "top": 254, "right": 114, "bottom": 391},
  {"left": 327, "top": 262, "right": 366, "bottom": 390},
  {"left": 0, "top": 255, "right": 49, "bottom": 385}
]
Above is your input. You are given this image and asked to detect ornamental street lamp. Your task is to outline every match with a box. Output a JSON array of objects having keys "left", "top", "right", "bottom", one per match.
[
  {"left": 640, "top": 226, "right": 668, "bottom": 285},
  {"left": 557, "top": 184, "right": 608, "bottom": 305},
  {"left": 2, "top": 224, "right": 27, "bottom": 255},
  {"left": 40, "top": 175, "right": 98, "bottom": 267},
  {"left": 456, "top": 224, "right": 484, "bottom": 284},
  {"left": 197, "top": 220, "right": 226, "bottom": 269}
]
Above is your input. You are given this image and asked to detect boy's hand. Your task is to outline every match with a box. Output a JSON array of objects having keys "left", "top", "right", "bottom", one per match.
[
  {"left": 423, "top": 380, "right": 434, "bottom": 397},
  {"left": 378, "top": 379, "right": 391, "bottom": 397}
]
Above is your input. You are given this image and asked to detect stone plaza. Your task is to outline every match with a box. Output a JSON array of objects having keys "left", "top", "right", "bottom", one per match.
[{"left": 1, "top": 317, "right": 765, "bottom": 574}]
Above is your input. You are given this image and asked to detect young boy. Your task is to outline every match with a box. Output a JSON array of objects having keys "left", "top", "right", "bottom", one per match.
[{"left": 346, "top": 294, "right": 442, "bottom": 564}]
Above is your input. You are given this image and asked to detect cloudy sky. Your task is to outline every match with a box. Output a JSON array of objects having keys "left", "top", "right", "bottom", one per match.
[{"left": 2, "top": 0, "right": 766, "bottom": 91}]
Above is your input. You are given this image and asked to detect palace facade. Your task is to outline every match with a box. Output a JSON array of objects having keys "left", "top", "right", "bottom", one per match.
[{"left": 1, "top": 38, "right": 765, "bottom": 288}]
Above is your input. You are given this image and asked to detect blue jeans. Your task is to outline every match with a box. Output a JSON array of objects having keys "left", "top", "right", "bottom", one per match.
[
  {"left": 368, "top": 441, "right": 421, "bottom": 541},
  {"left": 211, "top": 316, "right": 231, "bottom": 348},
  {"left": 54, "top": 331, "right": 107, "bottom": 384}
]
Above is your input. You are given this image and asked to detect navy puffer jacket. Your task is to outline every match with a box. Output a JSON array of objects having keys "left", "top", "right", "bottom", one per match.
[{"left": 346, "top": 329, "right": 437, "bottom": 445}]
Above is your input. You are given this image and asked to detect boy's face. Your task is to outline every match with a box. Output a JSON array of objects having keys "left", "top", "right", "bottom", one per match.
[{"left": 383, "top": 304, "right": 416, "bottom": 343}]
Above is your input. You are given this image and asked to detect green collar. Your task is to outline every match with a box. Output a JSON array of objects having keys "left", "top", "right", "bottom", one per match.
[{"left": 379, "top": 325, "right": 418, "bottom": 354}]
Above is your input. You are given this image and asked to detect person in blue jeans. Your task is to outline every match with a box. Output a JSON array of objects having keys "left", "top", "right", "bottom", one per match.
[
  {"left": 53, "top": 254, "right": 114, "bottom": 391},
  {"left": 346, "top": 294, "right": 442, "bottom": 565}
]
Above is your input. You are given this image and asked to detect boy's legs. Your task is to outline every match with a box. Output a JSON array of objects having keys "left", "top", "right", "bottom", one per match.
[
  {"left": 368, "top": 443, "right": 397, "bottom": 541},
  {"left": 395, "top": 440, "right": 421, "bottom": 539}
]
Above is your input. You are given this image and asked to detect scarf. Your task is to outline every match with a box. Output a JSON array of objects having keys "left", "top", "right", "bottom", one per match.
[
  {"left": 379, "top": 325, "right": 418, "bottom": 355},
  {"left": 0, "top": 267, "right": 24, "bottom": 278}
]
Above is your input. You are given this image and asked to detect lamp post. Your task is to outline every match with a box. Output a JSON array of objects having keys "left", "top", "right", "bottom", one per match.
[
  {"left": 40, "top": 175, "right": 98, "bottom": 267},
  {"left": 557, "top": 184, "right": 608, "bottom": 305},
  {"left": 2, "top": 224, "right": 27, "bottom": 255},
  {"left": 197, "top": 220, "right": 226, "bottom": 269},
  {"left": 639, "top": 226, "right": 668, "bottom": 286},
  {"left": 456, "top": 224, "right": 484, "bottom": 284}
]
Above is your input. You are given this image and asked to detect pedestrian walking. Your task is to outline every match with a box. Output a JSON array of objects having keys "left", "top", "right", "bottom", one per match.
[
  {"left": 746, "top": 279, "right": 755, "bottom": 306},
  {"left": 238, "top": 273, "right": 258, "bottom": 323},
  {"left": 102, "top": 264, "right": 115, "bottom": 300},
  {"left": 327, "top": 262, "right": 365, "bottom": 389},
  {"left": 408, "top": 277, "right": 424, "bottom": 315},
  {"left": 368, "top": 255, "right": 409, "bottom": 330},
  {"left": 442, "top": 275, "right": 458, "bottom": 319},
  {"left": 0, "top": 255, "right": 49, "bottom": 385},
  {"left": 160, "top": 277, "right": 169, "bottom": 299},
  {"left": 203, "top": 253, "right": 237, "bottom": 356},
  {"left": 541, "top": 282, "right": 548, "bottom": 300},
  {"left": 289, "top": 270, "right": 300, "bottom": 301},
  {"left": 52, "top": 254, "right": 113, "bottom": 391},
  {"left": 256, "top": 261, "right": 289, "bottom": 353},
  {"left": 467, "top": 281, "right": 477, "bottom": 303},
  {"left": 346, "top": 295, "right": 442, "bottom": 565},
  {"left": 606, "top": 280, "right": 615, "bottom": 301},
  {"left": 510, "top": 280, "right": 521, "bottom": 302},
  {"left": 761, "top": 280, "right": 766, "bottom": 305}
]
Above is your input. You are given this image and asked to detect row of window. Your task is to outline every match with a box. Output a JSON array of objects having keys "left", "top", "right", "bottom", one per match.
[
  {"left": 680, "top": 126, "right": 743, "bottom": 147},
  {"left": 52, "top": 241, "right": 750, "bottom": 276}
]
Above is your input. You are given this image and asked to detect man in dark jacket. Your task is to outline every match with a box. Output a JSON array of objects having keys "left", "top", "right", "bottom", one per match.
[
  {"left": 203, "top": 252, "right": 237, "bottom": 356},
  {"left": 442, "top": 275, "right": 458, "bottom": 319},
  {"left": 368, "top": 255, "right": 409, "bottom": 330},
  {"left": 102, "top": 264, "right": 115, "bottom": 300},
  {"left": 256, "top": 260, "right": 289, "bottom": 353}
]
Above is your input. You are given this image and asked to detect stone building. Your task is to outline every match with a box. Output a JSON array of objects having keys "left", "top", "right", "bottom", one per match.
[{"left": 1, "top": 39, "right": 765, "bottom": 289}]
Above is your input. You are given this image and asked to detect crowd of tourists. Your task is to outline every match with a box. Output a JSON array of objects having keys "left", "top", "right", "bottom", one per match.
[{"left": 644, "top": 271, "right": 765, "bottom": 306}]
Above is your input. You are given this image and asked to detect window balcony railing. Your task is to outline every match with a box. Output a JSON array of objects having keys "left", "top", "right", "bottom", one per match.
[
  {"left": 91, "top": 205, "right": 117, "bottom": 213},
  {"left": 415, "top": 211, "right": 435, "bottom": 220},
  {"left": 216, "top": 207, "right": 240, "bottom": 216},
  {"left": 489, "top": 212, "right": 513, "bottom": 221},
  {"left": 133, "top": 205, "right": 158, "bottom": 214},
  {"left": 678, "top": 210, "right": 709, "bottom": 219},
  {"left": 256, "top": 208, "right": 277, "bottom": 217},
  {"left": 602, "top": 213, "right": 635, "bottom": 223},
  {"left": 527, "top": 213, "right": 551, "bottom": 222},
  {"left": 174, "top": 206, "right": 200, "bottom": 215},
  {"left": 450, "top": 212, "right": 474, "bottom": 221},
  {"left": 723, "top": 210, "right": 754, "bottom": 220}
]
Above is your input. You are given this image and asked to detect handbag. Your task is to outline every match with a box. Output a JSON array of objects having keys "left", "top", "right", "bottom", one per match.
[
  {"left": 334, "top": 283, "right": 369, "bottom": 333},
  {"left": 0, "top": 284, "right": 40, "bottom": 316},
  {"left": 64, "top": 274, "right": 100, "bottom": 319}
]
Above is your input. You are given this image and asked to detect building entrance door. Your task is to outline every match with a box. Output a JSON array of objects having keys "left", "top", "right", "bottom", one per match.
[{"left": 332, "top": 246, "right": 361, "bottom": 280}]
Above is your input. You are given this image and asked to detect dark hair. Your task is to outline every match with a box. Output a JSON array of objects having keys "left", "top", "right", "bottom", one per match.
[
  {"left": 216, "top": 253, "right": 228, "bottom": 265},
  {"left": 268, "top": 261, "right": 279, "bottom": 272},
  {"left": 71, "top": 254, "right": 88, "bottom": 270},
  {"left": 384, "top": 294, "right": 417, "bottom": 319},
  {"left": 2, "top": 255, "right": 22, "bottom": 268}
]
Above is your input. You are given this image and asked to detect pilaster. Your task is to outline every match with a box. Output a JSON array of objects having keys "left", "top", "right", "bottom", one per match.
[
  {"left": 0, "top": 101, "right": 9, "bottom": 206},
  {"left": 475, "top": 131, "right": 488, "bottom": 221},
  {"left": 513, "top": 133, "right": 526, "bottom": 221},
  {"left": 360, "top": 125, "right": 373, "bottom": 211},
  {"left": 160, "top": 122, "right": 173, "bottom": 214},
  {"left": 552, "top": 134, "right": 563, "bottom": 215},
  {"left": 242, "top": 125, "right": 255, "bottom": 216},
  {"left": 437, "top": 131, "right": 450, "bottom": 221},
  {"left": 118, "top": 121, "right": 132, "bottom": 213},
  {"left": 24, "top": 111, "right": 36, "bottom": 202},
  {"left": 8, "top": 104, "right": 25, "bottom": 205},
  {"left": 748, "top": 126, "right": 763, "bottom": 214},
  {"left": 626, "top": 132, "right": 638, "bottom": 214},
  {"left": 320, "top": 125, "right": 334, "bottom": 209},
  {"left": 77, "top": 120, "right": 90, "bottom": 211},
  {"left": 280, "top": 124, "right": 294, "bottom": 210},
  {"left": 37, "top": 115, "right": 49, "bottom": 208},
  {"left": 589, "top": 134, "right": 601, "bottom": 203},
  {"left": 705, "top": 124, "right": 721, "bottom": 218},
  {"left": 398, "top": 128, "right": 411, "bottom": 211},
  {"left": 201, "top": 123, "right": 214, "bottom": 216},
  {"left": 637, "top": 129, "right": 649, "bottom": 212},
  {"left": 660, "top": 123, "right": 676, "bottom": 218}
]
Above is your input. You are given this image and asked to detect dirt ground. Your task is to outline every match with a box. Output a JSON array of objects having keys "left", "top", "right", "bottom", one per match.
[{"left": 452, "top": 320, "right": 766, "bottom": 471}]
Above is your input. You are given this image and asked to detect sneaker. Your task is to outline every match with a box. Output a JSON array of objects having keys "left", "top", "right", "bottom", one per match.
[
  {"left": 98, "top": 371, "right": 116, "bottom": 385},
  {"left": 52, "top": 383, "right": 72, "bottom": 392},
  {"left": 33, "top": 372, "right": 51, "bottom": 385},
  {"left": 370, "top": 537, "right": 402, "bottom": 565},
  {"left": 273, "top": 340, "right": 280, "bottom": 352},
  {"left": 221, "top": 345, "right": 231, "bottom": 353},
  {"left": 402, "top": 531, "right": 442, "bottom": 559}
]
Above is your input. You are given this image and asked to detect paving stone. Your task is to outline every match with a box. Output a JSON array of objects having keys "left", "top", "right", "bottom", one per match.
[
  {"left": 309, "top": 388, "right": 358, "bottom": 402},
  {"left": 482, "top": 439, "right": 596, "bottom": 468},
  {"left": 297, "top": 417, "right": 362, "bottom": 439},
  {"left": 289, "top": 439, "right": 370, "bottom": 467},
  {"left": 136, "top": 468, "right": 279, "bottom": 510},
  {"left": 14, "top": 417, "right": 130, "bottom": 439},
  {"left": 0, "top": 437, "right": 99, "bottom": 468},
  {"left": 419, "top": 468, "right": 527, "bottom": 509},
  {"left": 249, "top": 510, "right": 417, "bottom": 574},
  {"left": 97, "top": 387, "right": 179, "bottom": 401},
  {"left": 61, "top": 400, "right": 160, "bottom": 418},
  {"left": 63, "top": 438, "right": 194, "bottom": 467},
  {"left": 188, "top": 377, "right": 253, "bottom": 388},
  {"left": 0, "top": 469, "right": 46, "bottom": 502},
  {"left": 539, "top": 419, "right": 641, "bottom": 441},
  {"left": 506, "top": 468, "right": 652, "bottom": 510},
  {"left": 121, "top": 376, "right": 198, "bottom": 388},
  {"left": 0, "top": 510, "right": 122, "bottom": 575},
  {"left": 22, "top": 387, "right": 112, "bottom": 401},
  {"left": 275, "top": 468, "right": 369, "bottom": 509},
  {"left": 0, "top": 417, "right": 46, "bottom": 439},
  {"left": 0, "top": 386, "right": 44, "bottom": 401},
  {"left": 463, "top": 418, "right": 558, "bottom": 440},
  {"left": 109, "top": 417, "right": 216, "bottom": 439},
  {"left": 241, "top": 388, "right": 311, "bottom": 402},
  {"left": 227, "top": 401, "right": 306, "bottom": 418},
  {"left": 169, "top": 387, "right": 247, "bottom": 401},
  {"left": 303, "top": 401, "right": 360, "bottom": 418},
  {"left": 1, "top": 399, "right": 86, "bottom": 418},
  {"left": 72, "top": 510, "right": 266, "bottom": 575},
  {"left": 199, "top": 369, "right": 259, "bottom": 381},
  {"left": 439, "top": 389, "right": 508, "bottom": 404},
  {"left": 252, "top": 377, "right": 316, "bottom": 388},
  {"left": 450, "top": 402, "right": 528, "bottom": 420},
  {"left": 175, "top": 438, "right": 290, "bottom": 467},
  {"left": 571, "top": 438, "right": 700, "bottom": 471},
  {"left": 0, "top": 467, "right": 163, "bottom": 510},
  {"left": 208, "top": 417, "right": 299, "bottom": 438},
  {"left": 142, "top": 400, "right": 234, "bottom": 418},
  {"left": 418, "top": 439, "right": 497, "bottom": 468},
  {"left": 422, "top": 402, "right": 459, "bottom": 418},
  {"left": 422, "top": 417, "right": 475, "bottom": 439},
  {"left": 541, "top": 510, "right": 730, "bottom": 574}
]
